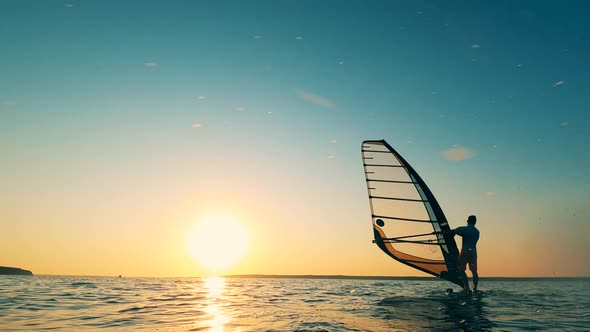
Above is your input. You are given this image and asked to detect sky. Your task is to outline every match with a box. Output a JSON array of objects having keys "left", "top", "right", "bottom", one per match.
[{"left": 1, "top": 0, "right": 589, "bottom": 278}]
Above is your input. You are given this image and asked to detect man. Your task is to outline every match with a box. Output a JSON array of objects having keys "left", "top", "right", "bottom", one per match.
[{"left": 451, "top": 215, "right": 480, "bottom": 294}]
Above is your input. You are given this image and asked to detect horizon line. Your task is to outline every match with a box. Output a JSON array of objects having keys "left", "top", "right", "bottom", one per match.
[{"left": 17, "top": 273, "right": 590, "bottom": 280}]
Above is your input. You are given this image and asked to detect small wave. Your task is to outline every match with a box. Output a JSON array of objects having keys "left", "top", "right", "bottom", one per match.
[
  {"left": 294, "top": 320, "right": 350, "bottom": 332},
  {"left": 119, "top": 305, "right": 159, "bottom": 313},
  {"left": 304, "top": 298, "right": 327, "bottom": 303},
  {"left": 96, "top": 317, "right": 137, "bottom": 328},
  {"left": 16, "top": 303, "right": 57, "bottom": 311},
  {"left": 71, "top": 282, "right": 97, "bottom": 288}
]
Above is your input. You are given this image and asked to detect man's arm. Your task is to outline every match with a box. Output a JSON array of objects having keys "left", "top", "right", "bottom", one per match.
[{"left": 450, "top": 227, "right": 464, "bottom": 236}]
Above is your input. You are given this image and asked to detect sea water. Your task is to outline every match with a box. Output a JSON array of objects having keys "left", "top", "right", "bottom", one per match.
[{"left": 1, "top": 276, "right": 588, "bottom": 331}]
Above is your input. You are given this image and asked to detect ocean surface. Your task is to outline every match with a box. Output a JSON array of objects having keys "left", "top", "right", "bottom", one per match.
[{"left": 1, "top": 276, "right": 588, "bottom": 331}]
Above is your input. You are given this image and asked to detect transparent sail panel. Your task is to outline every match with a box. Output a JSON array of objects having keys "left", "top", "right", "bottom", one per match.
[
  {"left": 370, "top": 199, "right": 430, "bottom": 221},
  {"left": 370, "top": 182, "right": 422, "bottom": 200}
]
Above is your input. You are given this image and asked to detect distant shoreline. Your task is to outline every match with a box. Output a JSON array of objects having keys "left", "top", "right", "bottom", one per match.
[{"left": 0, "top": 266, "right": 33, "bottom": 276}]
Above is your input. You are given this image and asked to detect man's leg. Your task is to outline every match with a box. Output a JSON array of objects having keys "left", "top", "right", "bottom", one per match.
[
  {"left": 458, "top": 251, "right": 470, "bottom": 292},
  {"left": 469, "top": 251, "right": 478, "bottom": 292},
  {"left": 460, "top": 271, "right": 469, "bottom": 292}
]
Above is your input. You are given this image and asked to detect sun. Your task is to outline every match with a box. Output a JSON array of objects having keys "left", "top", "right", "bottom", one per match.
[{"left": 187, "top": 215, "right": 250, "bottom": 273}]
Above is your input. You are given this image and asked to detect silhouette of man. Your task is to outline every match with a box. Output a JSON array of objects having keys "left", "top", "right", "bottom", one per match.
[{"left": 451, "top": 215, "right": 480, "bottom": 294}]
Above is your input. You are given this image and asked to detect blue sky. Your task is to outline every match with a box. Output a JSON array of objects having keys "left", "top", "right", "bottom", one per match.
[{"left": 1, "top": 1, "right": 588, "bottom": 277}]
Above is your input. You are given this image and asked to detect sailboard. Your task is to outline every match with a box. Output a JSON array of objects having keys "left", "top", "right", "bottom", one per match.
[{"left": 361, "top": 140, "right": 463, "bottom": 287}]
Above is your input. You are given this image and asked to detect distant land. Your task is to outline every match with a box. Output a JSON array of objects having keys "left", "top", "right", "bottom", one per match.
[{"left": 0, "top": 266, "right": 33, "bottom": 276}]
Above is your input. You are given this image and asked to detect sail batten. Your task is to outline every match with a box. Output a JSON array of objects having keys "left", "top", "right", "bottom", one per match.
[
  {"left": 362, "top": 139, "right": 462, "bottom": 287},
  {"left": 369, "top": 196, "right": 427, "bottom": 202},
  {"left": 366, "top": 179, "right": 416, "bottom": 184},
  {"left": 371, "top": 215, "right": 433, "bottom": 223},
  {"left": 364, "top": 164, "right": 407, "bottom": 168}
]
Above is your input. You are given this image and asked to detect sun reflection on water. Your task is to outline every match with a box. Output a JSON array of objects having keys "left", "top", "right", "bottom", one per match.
[
  {"left": 204, "top": 303, "right": 230, "bottom": 332},
  {"left": 205, "top": 277, "right": 225, "bottom": 299},
  {"left": 203, "top": 277, "right": 238, "bottom": 332}
]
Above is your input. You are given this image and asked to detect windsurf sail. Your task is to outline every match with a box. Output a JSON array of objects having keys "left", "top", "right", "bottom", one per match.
[{"left": 361, "top": 140, "right": 462, "bottom": 286}]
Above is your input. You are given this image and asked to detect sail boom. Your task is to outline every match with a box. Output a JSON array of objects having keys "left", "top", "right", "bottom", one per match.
[{"left": 383, "top": 239, "right": 446, "bottom": 245}]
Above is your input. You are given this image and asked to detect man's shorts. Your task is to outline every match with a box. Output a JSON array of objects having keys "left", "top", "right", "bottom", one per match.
[{"left": 458, "top": 249, "right": 477, "bottom": 272}]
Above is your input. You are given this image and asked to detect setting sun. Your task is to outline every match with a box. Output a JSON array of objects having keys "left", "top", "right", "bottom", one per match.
[{"left": 187, "top": 215, "right": 250, "bottom": 274}]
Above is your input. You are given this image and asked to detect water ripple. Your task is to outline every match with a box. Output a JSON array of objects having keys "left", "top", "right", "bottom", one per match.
[{"left": 1, "top": 276, "right": 589, "bottom": 331}]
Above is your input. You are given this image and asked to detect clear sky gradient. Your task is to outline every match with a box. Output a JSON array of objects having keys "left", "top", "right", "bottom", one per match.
[{"left": 1, "top": 0, "right": 589, "bottom": 277}]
